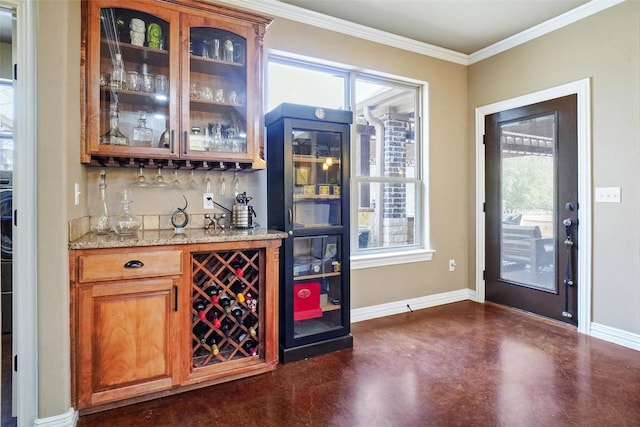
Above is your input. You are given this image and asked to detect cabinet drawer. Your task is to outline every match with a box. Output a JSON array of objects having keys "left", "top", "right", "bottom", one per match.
[{"left": 78, "top": 250, "right": 182, "bottom": 283}]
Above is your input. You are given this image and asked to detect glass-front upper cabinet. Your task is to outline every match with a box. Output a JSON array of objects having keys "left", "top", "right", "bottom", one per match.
[
  {"left": 84, "top": 3, "right": 180, "bottom": 160},
  {"left": 82, "top": 0, "right": 271, "bottom": 168},
  {"left": 180, "top": 14, "right": 260, "bottom": 163}
]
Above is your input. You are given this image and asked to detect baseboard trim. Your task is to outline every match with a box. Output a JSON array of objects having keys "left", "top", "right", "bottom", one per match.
[
  {"left": 590, "top": 322, "right": 640, "bottom": 351},
  {"left": 351, "top": 288, "right": 475, "bottom": 323},
  {"left": 34, "top": 408, "right": 78, "bottom": 427}
]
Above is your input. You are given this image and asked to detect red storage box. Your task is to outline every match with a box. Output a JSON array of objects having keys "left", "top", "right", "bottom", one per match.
[{"left": 293, "top": 282, "right": 322, "bottom": 321}]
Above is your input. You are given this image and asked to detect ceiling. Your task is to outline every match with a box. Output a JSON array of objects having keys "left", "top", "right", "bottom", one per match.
[{"left": 277, "top": 0, "right": 590, "bottom": 54}]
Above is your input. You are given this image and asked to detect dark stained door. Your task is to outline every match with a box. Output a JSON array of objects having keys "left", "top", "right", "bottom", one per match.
[{"left": 485, "top": 95, "right": 578, "bottom": 325}]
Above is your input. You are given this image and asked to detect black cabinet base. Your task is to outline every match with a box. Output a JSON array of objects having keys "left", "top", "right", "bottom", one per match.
[{"left": 280, "top": 334, "right": 353, "bottom": 363}]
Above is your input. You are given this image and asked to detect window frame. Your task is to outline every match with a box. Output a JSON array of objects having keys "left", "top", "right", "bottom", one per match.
[{"left": 267, "top": 53, "right": 434, "bottom": 268}]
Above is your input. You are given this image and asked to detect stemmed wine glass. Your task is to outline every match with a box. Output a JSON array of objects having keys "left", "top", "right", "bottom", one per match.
[
  {"left": 187, "top": 170, "right": 199, "bottom": 190},
  {"left": 131, "top": 166, "right": 149, "bottom": 188},
  {"left": 154, "top": 166, "right": 167, "bottom": 188},
  {"left": 203, "top": 172, "right": 213, "bottom": 193},
  {"left": 169, "top": 170, "right": 182, "bottom": 190},
  {"left": 218, "top": 173, "right": 226, "bottom": 196}
]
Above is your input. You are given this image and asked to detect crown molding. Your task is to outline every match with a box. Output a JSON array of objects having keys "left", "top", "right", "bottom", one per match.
[
  {"left": 212, "top": 0, "right": 624, "bottom": 66},
  {"left": 210, "top": 0, "right": 470, "bottom": 65},
  {"left": 468, "top": 0, "right": 626, "bottom": 64}
]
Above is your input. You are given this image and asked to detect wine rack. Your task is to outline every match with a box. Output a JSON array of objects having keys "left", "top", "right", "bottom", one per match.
[{"left": 190, "top": 249, "right": 261, "bottom": 368}]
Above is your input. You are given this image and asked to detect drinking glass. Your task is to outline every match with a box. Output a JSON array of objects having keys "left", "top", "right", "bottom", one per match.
[{"left": 131, "top": 166, "right": 149, "bottom": 188}]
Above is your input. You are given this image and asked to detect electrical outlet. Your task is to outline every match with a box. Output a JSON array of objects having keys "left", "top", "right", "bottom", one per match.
[
  {"left": 449, "top": 259, "right": 456, "bottom": 272},
  {"left": 203, "top": 193, "right": 214, "bottom": 210}
]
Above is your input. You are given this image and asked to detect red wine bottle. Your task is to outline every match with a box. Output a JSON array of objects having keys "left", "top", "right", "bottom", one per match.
[
  {"left": 231, "top": 258, "right": 244, "bottom": 278},
  {"left": 205, "top": 284, "right": 221, "bottom": 304},
  {"left": 193, "top": 299, "right": 208, "bottom": 321},
  {"left": 220, "top": 317, "right": 234, "bottom": 337},
  {"left": 208, "top": 308, "right": 222, "bottom": 329}
]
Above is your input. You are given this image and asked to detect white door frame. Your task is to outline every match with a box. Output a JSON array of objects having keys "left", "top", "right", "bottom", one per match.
[
  {"left": 12, "top": 0, "right": 38, "bottom": 425},
  {"left": 474, "top": 78, "right": 592, "bottom": 335}
]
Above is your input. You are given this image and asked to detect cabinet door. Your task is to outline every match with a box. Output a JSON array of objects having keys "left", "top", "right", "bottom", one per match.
[
  {"left": 84, "top": 1, "right": 180, "bottom": 161},
  {"left": 77, "top": 278, "right": 179, "bottom": 409},
  {"left": 291, "top": 126, "right": 345, "bottom": 229},
  {"left": 290, "top": 234, "right": 346, "bottom": 342},
  {"left": 188, "top": 248, "right": 270, "bottom": 380},
  {"left": 180, "top": 13, "right": 259, "bottom": 163}
]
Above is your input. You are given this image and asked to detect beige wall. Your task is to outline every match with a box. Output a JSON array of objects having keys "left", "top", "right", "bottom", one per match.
[
  {"left": 468, "top": 1, "right": 640, "bottom": 334},
  {"left": 37, "top": 0, "right": 83, "bottom": 417},
  {"left": 265, "top": 19, "right": 470, "bottom": 308}
]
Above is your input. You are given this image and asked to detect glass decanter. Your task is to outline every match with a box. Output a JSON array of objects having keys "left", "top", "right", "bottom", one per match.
[
  {"left": 112, "top": 188, "right": 141, "bottom": 235},
  {"left": 100, "top": 102, "right": 129, "bottom": 145},
  {"left": 90, "top": 170, "right": 111, "bottom": 234}
]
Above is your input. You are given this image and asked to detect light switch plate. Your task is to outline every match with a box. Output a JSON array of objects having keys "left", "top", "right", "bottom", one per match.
[{"left": 595, "top": 187, "right": 621, "bottom": 203}]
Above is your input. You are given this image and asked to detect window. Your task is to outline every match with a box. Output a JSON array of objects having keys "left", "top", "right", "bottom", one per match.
[{"left": 268, "top": 55, "right": 430, "bottom": 265}]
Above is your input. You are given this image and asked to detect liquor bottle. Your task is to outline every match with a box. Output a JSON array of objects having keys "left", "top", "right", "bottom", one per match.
[
  {"left": 205, "top": 284, "right": 221, "bottom": 304},
  {"left": 219, "top": 295, "right": 233, "bottom": 314},
  {"left": 131, "top": 111, "right": 153, "bottom": 147},
  {"left": 193, "top": 299, "right": 208, "bottom": 321},
  {"left": 242, "top": 339, "right": 258, "bottom": 356}
]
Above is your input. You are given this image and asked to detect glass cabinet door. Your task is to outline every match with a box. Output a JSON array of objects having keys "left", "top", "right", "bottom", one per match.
[
  {"left": 292, "top": 235, "right": 344, "bottom": 339},
  {"left": 181, "top": 15, "right": 252, "bottom": 162},
  {"left": 94, "top": 6, "right": 178, "bottom": 156},
  {"left": 292, "top": 129, "right": 343, "bottom": 228}
]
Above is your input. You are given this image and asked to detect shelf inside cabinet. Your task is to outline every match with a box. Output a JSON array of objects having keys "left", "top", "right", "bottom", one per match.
[
  {"left": 100, "top": 40, "right": 168, "bottom": 67},
  {"left": 190, "top": 55, "right": 244, "bottom": 74},
  {"left": 293, "top": 271, "right": 341, "bottom": 281},
  {"left": 293, "top": 155, "right": 341, "bottom": 164},
  {"left": 100, "top": 87, "right": 169, "bottom": 106},
  {"left": 190, "top": 98, "right": 245, "bottom": 111},
  {"left": 293, "top": 195, "right": 340, "bottom": 201}
]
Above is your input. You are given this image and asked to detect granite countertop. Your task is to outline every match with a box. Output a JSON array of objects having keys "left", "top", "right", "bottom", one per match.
[{"left": 69, "top": 228, "right": 288, "bottom": 250}]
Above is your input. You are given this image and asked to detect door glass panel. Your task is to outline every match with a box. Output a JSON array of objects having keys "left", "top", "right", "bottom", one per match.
[
  {"left": 99, "top": 8, "right": 170, "bottom": 148},
  {"left": 292, "top": 235, "right": 343, "bottom": 339},
  {"left": 188, "top": 27, "right": 247, "bottom": 153},
  {"left": 292, "top": 129, "right": 342, "bottom": 228},
  {"left": 499, "top": 114, "right": 556, "bottom": 292}
]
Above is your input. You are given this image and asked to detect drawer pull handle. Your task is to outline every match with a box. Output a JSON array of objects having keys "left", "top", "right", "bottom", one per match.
[{"left": 124, "top": 260, "right": 144, "bottom": 269}]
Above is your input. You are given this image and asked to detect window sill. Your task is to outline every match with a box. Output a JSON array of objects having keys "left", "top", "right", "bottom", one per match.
[{"left": 350, "top": 248, "right": 435, "bottom": 270}]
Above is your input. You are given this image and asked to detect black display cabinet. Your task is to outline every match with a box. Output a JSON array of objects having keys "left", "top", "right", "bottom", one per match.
[{"left": 266, "top": 103, "right": 353, "bottom": 363}]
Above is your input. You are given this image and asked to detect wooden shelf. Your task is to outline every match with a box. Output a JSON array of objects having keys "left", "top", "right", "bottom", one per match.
[{"left": 293, "top": 271, "right": 341, "bottom": 281}]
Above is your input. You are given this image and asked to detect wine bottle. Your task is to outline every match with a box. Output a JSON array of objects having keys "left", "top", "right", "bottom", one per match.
[
  {"left": 231, "top": 306, "right": 244, "bottom": 321},
  {"left": 207, "top": 334, "right": 220, "bottom": 355},
  {"left": 243, "top": 314, "right": 258, "bottom": 337},
  {"left": 220, "top": 317, "right": 234, "bottom": 337},
  {"left": 219, "top": 295, "right": 233, "bottom": 314},
  {"left": 193, "top": 299, "right": 208, "bottom": 321},
  {"left": 242, "top": 339, "right": 258, "bottom": 356},
  {"left": 231, "top": 258, "right": 244, "bottom": 278},
  {"left": 207, "top": 308, "right": 222, "bottom": 329},
  {"left": 246, "top": 292, "right": 257, "bottom": 313},
  {"left": 205, "top": 284, "right": 221, "bottom": 304},
  {"left": 193, "top": 322, "right": 209, "bottom": 345}
]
